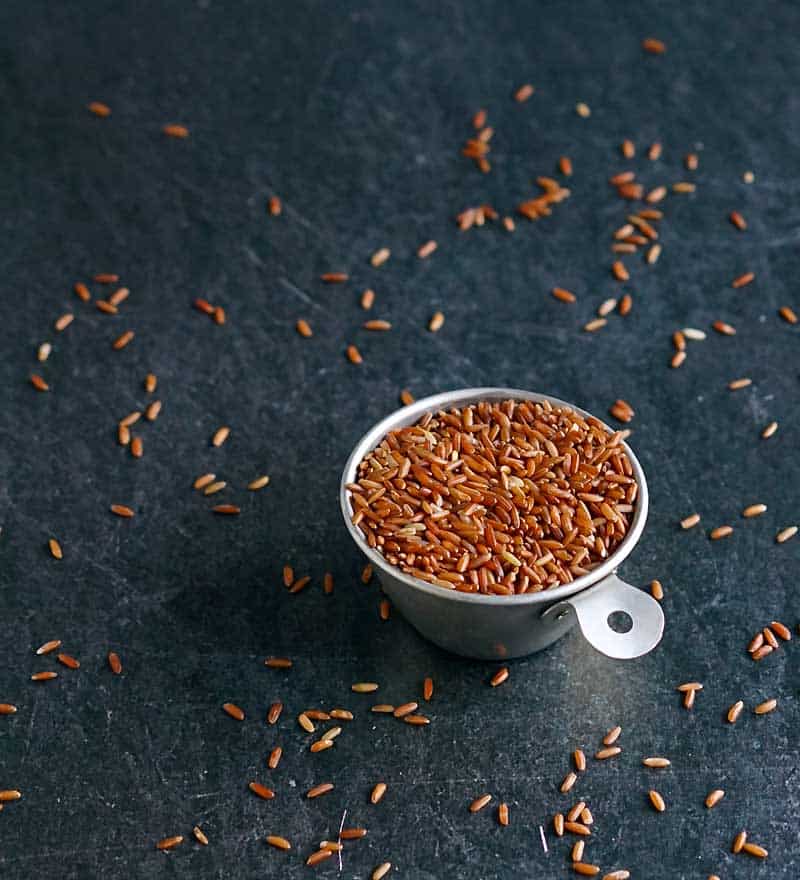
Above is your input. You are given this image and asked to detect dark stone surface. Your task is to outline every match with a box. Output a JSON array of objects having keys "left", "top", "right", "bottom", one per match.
[{"left": 0, "top": 1, "right": 798, "bottom": 877}]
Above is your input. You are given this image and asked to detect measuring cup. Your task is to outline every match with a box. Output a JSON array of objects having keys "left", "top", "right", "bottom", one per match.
[{"left": 340, "top": 388, "right": 664, "bottom": 660}]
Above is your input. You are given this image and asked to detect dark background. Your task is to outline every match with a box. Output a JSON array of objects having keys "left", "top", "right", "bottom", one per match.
[{"left": 0, "top": 1, "right": 797, "bottom": 877}]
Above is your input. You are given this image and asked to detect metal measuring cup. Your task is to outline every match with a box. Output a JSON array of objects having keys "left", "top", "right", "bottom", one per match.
[{"left": 340, "top": 388, "right": 664, "bottom": 660}]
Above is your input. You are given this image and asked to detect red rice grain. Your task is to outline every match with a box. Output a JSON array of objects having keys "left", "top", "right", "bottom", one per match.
[
  {"left": 754, "top": 698, "right": 777, "bottom": 715},
  {"left": 417, "top": 240, "right": 438, "bottom": 259},
  {"left": 361, "top": 289, "right": 376, "bottom": 310},
  {"left": 564, "top": 821, "right": 591, "bottom": 836},
  {"left": 108, "top": 652, "right": 122, "bottom": 674},
  {"left": 642, "top": 37, "right": 666, "bottom": 53},
  {"left": 306, "top": 782, "right": 334, "bottom": 799},
  {"left": 498, "top": 803, "right": 509, "bottom": 826},
  {"left": 265, "top": 657, "right": 292, "bottom": 669},
  {"left": 156, "top": 835, "right": 184, "bottom": 850},
  {"left": 709, "top": 526, "right": 733, "bottom": 539},
  {"left": 340, "top": 828, "right": 367, "bottom": 840},
  {"left": 249, "top": 782, "right": 276, "bottom": 800},
  {"left": 611, "top": 261, "right": 630, "bottom": 281},
  {"left": 584, "top": 318, "right": 607, "bottom": 332},
  {"left": 163, "top": 124, "right": 189, "bottom": 138},
  {"left": 212, "top": 426, "right": 230, "bottom": 447},
  {"left": 371, "top": 248, "right": 391, "bottom": 267},
  {"left": 490, "top": 667, "right": 509, "bottom": 687},
  {"left": 306, "top": 849, "right": 333, "bottom": 866},
  {"left": 680, "top": 513, "right": 701, "bottom": 529},
  {"left": 266, "top": 835, "right": 291, "bottom": 850},
  {"left": 770, "top": 621, "right": 791, "bottom": 641},
  {"left": 779, "top": 305, "right": 798, "bottom": 324},
  {"left": 88, "top": 101, "right": 111, "bottom": 117},
  {"left": 561, "top": 772, "right": 578, "bottom": 793},
  {"left": 36, "top": 639, "right": 61, "bottom": 655},
  {"left": 642, "top": 757, "right": 670, "bottom": 768},
  {"left": 223, "top": 703, "right": 245, "bottom": 721},
  {"left": 57, "top": 653, "right": 80, "bottom": 669},
  {"left": 514, "top": 84, "right": 535, "bottom": 102},
  {"left": 112, "top": 330, "right": 134, "bottom": 350},
  {"left": 595, "top": 746, "right": 621, "bottom": 760},
  {"left": 470, "top": 794, "right": 492, "bottom": 813},
  {"left": 732, "top": 272, "right": 755, "bottom": 288},
  {"left": 109, "top": 287, "right": 130, "bottom": 306},
  {"left": 194, "top": 473, "right": 216, "bottom": 491},
  {"left": 428, "top": 311, "right": 445, "bottom": 332},
  {"left": 729, "top": 211, "right": 747, "bottom": 230}
]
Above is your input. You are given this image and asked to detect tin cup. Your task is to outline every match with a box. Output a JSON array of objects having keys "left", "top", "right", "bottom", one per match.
[{"left": 340, "top": 388, "right": 664, "bottom": 660}]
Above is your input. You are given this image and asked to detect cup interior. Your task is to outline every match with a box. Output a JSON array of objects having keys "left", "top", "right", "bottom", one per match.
[{"left": 340, "top": 387, "right": 649, "bottom": 607}]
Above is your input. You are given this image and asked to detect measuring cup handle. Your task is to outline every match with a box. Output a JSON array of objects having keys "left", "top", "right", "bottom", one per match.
[{"left": 566, "top": 573, "right": 664, "bottom": 659}]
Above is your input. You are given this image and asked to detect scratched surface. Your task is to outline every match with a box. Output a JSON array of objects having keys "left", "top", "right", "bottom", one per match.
[{"left": 0, "top": 0, "right": 798, "bottom": 877}]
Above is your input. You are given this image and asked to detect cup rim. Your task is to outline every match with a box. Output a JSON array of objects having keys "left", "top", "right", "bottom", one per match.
[{"left": 339, "top": 387, "right": 649, "bottom": 607}]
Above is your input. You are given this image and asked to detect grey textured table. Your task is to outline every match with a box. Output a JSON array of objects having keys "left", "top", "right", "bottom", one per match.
[{"left": 0, "top": 1, "right": 798, "bottom": 878}]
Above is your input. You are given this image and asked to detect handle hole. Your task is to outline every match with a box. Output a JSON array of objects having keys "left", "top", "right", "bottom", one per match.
[{"left": 607, "top": 610, "right": 633, "bottom": 633}]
